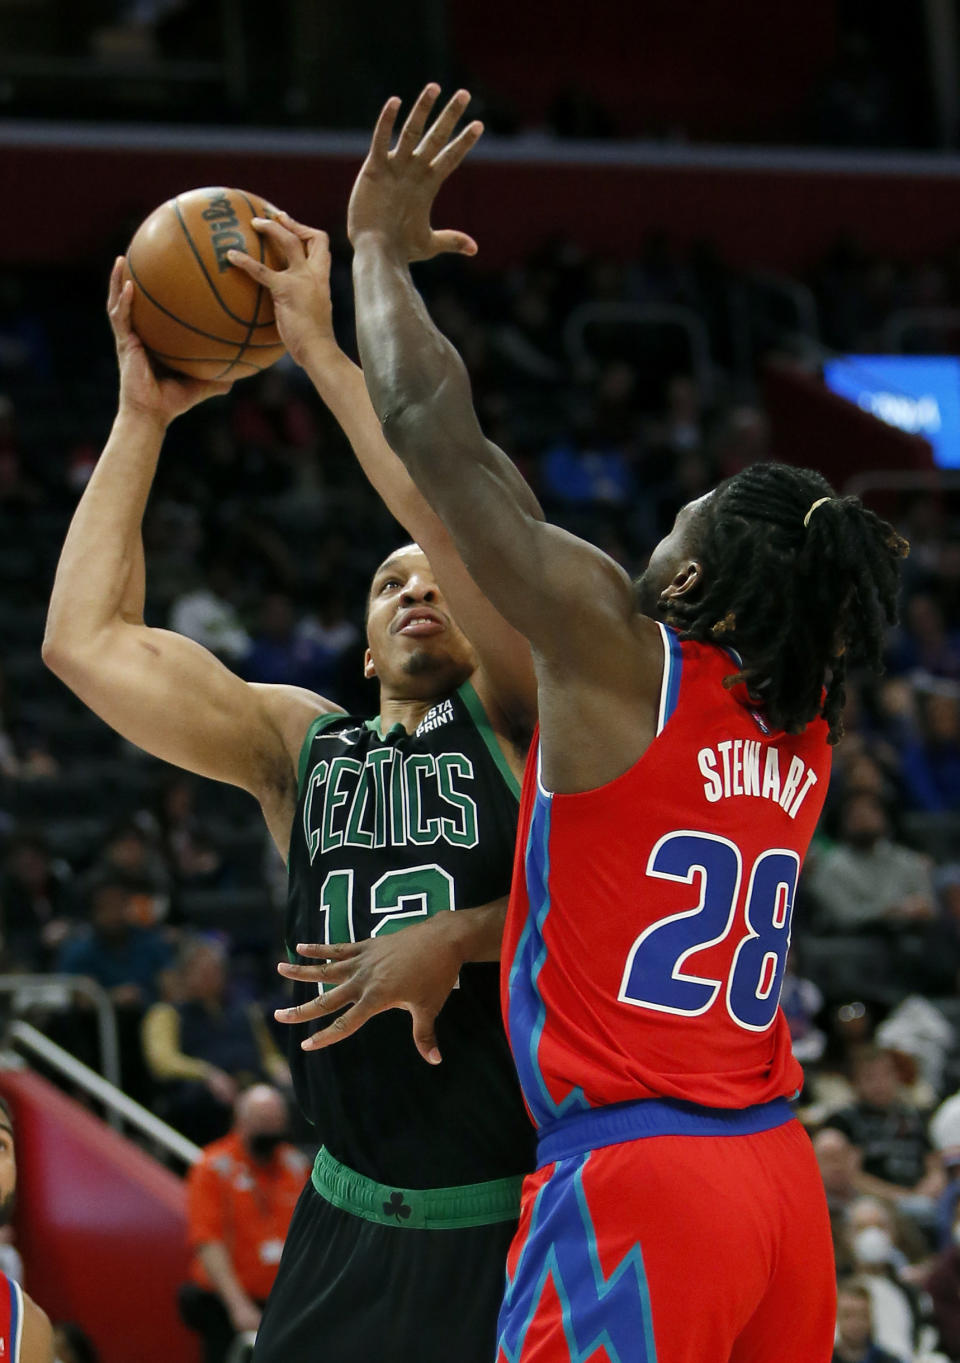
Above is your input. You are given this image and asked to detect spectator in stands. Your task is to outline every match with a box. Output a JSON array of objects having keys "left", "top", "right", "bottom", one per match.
[
  {"left": 298, "top": 585, "right": 360, "bottom": 676},
  {"left": 0, "top": 829, "right": 74, "bottom": 971},
  {"left": 824, "top": 1047, "right": 944, "bottom": 1211},
  {"left": 930, "top": 1091, "right": 960, "bottom": 1250},
  {"left": 239, "top": 591, "right": 341, "bottom": 693},
  {"left": 926, "top": 1199, "right": 960, "bottom": 1360},
  {"left": 781, "top": 956, "right": 825, "bottom": 1063},
  {"left": 888, "top": 594, "right": 960, "bottom": 683},
  {"left": 845, "top": 1197, "right": 925, "bottom": 1361},
  {"left": 807, "top": 792, "right": 936, "bottom": 933},
  {"left": 52, "top": 1322, "right": 100, "bottom": 1363},
  {"left": 156, "top": 776, "right": 224, "bottom": 892},
  {"left": 142, "top": 938, "right": 289, "bottom": 1146},
  {"left": 0, "top": 663, "right": 57, "bottom": 782},
  {"left": 168, "top": 556, "right": 252, "bottom": 665},
  {"left": 179, "top": 1084, "right": 307, "bottom": 1363},
  {"left": 901, "top": 687, "right": 960, "bottom": 813},
  {"left": 833, "top": 1278, "right": 906, "bottom": 1363},
  {"left": 99, "top": 817, "right": 171, "bottom": 902},
  {"left": 57, "top": 866, "right": 173, "bottom": 1100},
  {"left": 815, "top": 1126, "right": 862, "bottom": 1218}
]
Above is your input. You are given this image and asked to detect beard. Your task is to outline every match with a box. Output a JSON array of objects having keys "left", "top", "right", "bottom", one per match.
[
  {"left": 0, "top": 1189, "right": 16, "bottom": 1227},
  {"left": 402, "top": 649, "right": 447, "bottom": 677}
]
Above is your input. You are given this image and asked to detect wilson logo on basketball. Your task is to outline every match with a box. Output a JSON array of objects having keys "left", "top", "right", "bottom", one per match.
[{"left": 201, "top": 193, "right": 247, "bottom": 273}]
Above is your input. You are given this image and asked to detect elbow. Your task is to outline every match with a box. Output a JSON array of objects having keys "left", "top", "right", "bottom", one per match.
[
  {"left": 380, "top": 401, "right": 429, "bottom": 465},
  {"left": 41, "top": 620, "right": 92, "bottom": 682},
  {"left": 41, "top": 628, "right": 69, "bottom": 677}
]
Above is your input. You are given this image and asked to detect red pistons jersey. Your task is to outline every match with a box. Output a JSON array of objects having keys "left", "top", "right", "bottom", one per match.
[
  {"left": 0, "top": 1273, "right": 23, "bottom": 1362},
  {"left": 502, "top": 623, "right": 831, "bottom": 1129}
]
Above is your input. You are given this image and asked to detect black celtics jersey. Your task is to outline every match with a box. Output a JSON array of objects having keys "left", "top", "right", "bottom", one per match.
[{"left": 286, "top": 679, "right": 535, "bottom": 1189}]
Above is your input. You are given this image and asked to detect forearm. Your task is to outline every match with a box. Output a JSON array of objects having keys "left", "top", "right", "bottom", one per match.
[
  {"left": 352, "top": 237, "right": 540, "bottom": 522},
  {"left": 437, "top": 897, "right": 508, "bottom": 964},
  {"left": 197, "top": 1242, "right": 254, "bottom": 1314},
  {"left": 299, "top": 341, "right": 439, "bottom": 533},
  {"left": 44, "top": 408, "right": 163, "bottom": 655}
]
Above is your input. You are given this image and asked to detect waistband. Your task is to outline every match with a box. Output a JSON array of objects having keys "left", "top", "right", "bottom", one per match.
[
  {"left": 537, "top": 1096, "right": 795, "bottom": 1167},
  {"left": 311, "top": 1146, "right": 523, "bottom": 1230}
]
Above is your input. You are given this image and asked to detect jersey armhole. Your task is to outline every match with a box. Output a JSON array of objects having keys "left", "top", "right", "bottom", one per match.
[
  {"left": 295, "top": 712, "right": 346, "bottom": 796},
  {"left": 9, "top": 1276, "right": 22, "bottom": 1362},
  {"left": 655, "top": 622, "right": 683, "bottom": 736},
  {"left": 458, "top": 680, "right": 522, "bottom": 800}
]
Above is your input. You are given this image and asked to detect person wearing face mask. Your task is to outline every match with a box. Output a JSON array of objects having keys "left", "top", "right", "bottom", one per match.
[
  {"left": 925, "top": 1200, "right": 960, "bottom": 1360},
  {"left": 179, "top": 1086, "right": 308, "bottom": 1363},
  {"left": 846, "top": 1197, "right": 927, "bottom": 1362}
]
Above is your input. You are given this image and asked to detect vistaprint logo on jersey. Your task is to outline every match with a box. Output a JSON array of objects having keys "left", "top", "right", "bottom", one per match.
[{"left": 416, "top": 699, "right": 454, "bottom": 737}]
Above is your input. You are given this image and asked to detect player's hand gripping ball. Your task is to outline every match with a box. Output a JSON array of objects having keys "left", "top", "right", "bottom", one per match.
[{"left": 123, "top": 186, "right": 288, "bottom": 380}]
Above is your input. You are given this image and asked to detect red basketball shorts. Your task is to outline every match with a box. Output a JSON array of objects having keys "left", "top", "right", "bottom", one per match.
[{"left": 496, "top": 1098, "right": 836, "bottom": 1363}]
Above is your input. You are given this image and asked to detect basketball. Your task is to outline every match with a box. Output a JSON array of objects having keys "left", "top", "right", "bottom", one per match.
[{"left": 124, "top": 186, "right": 287, "bottom": 381}]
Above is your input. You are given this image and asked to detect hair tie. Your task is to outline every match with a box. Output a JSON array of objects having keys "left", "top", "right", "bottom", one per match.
[{"left": 803, "top": 496, "right": 832, "bottom": 528}]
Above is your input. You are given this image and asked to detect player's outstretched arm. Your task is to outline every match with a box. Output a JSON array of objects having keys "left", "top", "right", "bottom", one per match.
[
  {"left": 43, "top": 262, "right": 340, "bottom": 849},
  {"left": 229, "top": 213, "right": 537, "bottom": 732},
  {"left": 348, "top": 87, "right": 642, "bottom": 675}
]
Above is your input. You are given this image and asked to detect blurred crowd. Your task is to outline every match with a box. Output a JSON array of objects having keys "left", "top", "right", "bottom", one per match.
[{"left": 1, "top": 221, "right": 960, "bottom": 1361}]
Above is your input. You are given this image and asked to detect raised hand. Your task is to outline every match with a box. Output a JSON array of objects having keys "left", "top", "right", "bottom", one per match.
[
  {"left": 227, "top": 212, "right": 338, "bottom": 368},
  {"left": 108, "top": 258, "right": 232, "bottom": 427},
  {"left": 347, "top": 84, "right": 484, "bottom": 263}
]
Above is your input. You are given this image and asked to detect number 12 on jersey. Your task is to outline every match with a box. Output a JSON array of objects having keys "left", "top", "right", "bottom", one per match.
[
  {"left": 314, "top": 863, "right": 458, "bottom": 995},
  {"left": 618, "top": 831, "right": 799, "bottom": 1033}
]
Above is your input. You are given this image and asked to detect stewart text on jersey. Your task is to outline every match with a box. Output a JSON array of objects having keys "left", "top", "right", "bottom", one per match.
[{"left": 502, "top": 624, "right": 832, "bottom": 1128}]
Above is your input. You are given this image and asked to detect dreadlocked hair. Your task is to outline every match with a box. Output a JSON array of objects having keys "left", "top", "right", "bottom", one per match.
[{"left": 666, "top": 463, "right": 908, "bottom": 744}]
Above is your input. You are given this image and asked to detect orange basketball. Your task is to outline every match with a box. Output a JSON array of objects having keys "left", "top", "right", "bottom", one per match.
[{"left": 124, "top": 186, "right": 287, "bottom": 381}]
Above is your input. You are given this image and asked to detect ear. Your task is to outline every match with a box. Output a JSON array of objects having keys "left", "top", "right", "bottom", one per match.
[
  {"left": 363, "top": 647, "right": 377, "bottom": 680},
  {"left": 659, "top": 559, "right": 703, "bottom": 605}
]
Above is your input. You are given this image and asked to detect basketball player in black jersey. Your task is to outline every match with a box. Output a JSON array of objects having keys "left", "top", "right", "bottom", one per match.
[{"left": 44, "top": 246, "right": 538, "bottom": 1361}]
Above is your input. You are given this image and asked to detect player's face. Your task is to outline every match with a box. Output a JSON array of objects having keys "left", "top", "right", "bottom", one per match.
[
  {"left": 364, "top": 546, "right": 477, "bottom": 699},
  {"left": 0, "top": 1119, "right": 16, "bottom": 1224},
  {"left": 633, "top": 493, "right": 711, "bottom": 621}
]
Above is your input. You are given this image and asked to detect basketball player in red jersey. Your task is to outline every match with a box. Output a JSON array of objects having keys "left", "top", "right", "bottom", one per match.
[
  {"left": 347, "top": 85, "right": 908, "bottom": 1362},
  {"left": 0, "top": 1100, "right": 54, "bottom": 1363}
]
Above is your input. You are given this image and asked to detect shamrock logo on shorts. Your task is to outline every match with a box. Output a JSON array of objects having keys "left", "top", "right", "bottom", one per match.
[{"left": 383, "top": 1191, "right": 412, "bottom": 1223}]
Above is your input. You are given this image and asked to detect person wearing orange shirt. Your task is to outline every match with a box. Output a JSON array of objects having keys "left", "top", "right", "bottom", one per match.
[{"left": 179, "top": 1085, "right": 308, "bottom": 1363}]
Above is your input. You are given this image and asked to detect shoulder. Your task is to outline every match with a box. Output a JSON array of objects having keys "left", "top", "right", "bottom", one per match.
[
  {"left": 248, "top": 684, "right": 345, "bottom": 793},
  {"left": 20, "top": 1291, "right": 54, "bottom": 1363}
]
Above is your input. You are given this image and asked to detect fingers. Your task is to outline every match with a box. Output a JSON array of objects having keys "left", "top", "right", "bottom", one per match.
[
  {"left": 370, "top": 95, "right": 403, "bottom": 162},
  {"left": 411, "top": 1008, "right": 442, "bottom": 1066},
  {"left": 108, "top": 269, "right": 136, "bottom": 344},
  {"left": 416, "top": 88, "right": 471, "bottom": 162},
  {"left": 277, "top": 957, "right": 354, "bottom": 986},
  {"left": 276, "top": 208, "right": 328, "bottom": 249},
  {"left": 394, "top": 82, "right": 442, "bottom": 159},
  {"left": 274, "top": 983, "right": 357, "bottom": 1025},
  {"left": 295, "top": 941, "right": 360, "bottom": 960},
  {"left": 107, "top": 256, "right": 125, "bottom": 313},
  {"left": 301, "top": 1000, "right": 376, "bottom": 1051},
  {"left": 431, "top": 229, "right": 479, "bottom": 259},
  {"left": 226, "top": 248, "right": 272, "bottom": 285},
  {"left": 429, "top": 119, "right": 484, "bottom": 182},
  {"left": 250, "top": 215, "right": 306, "bottom": 269}
]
